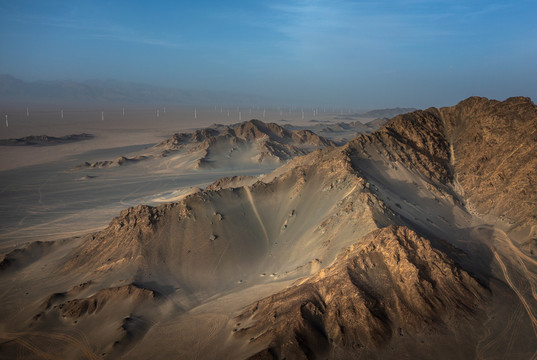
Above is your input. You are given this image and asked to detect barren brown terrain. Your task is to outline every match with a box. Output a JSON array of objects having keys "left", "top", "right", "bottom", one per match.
[{"left": 0, "top": 97, "right": 536, "bottom": 359}]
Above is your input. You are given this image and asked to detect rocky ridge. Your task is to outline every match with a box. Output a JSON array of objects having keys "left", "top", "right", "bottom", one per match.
[
  {"left": 156, "top": 119, "right": 335, "bottom": 167},
  {"left": 236, "top": 226, "right": 487, "bottom": 360},
  {"left": 0, "top": 133, "right": 94, "bottom": 146},
  {"left": 437, "top": 96, "right": 537, "bottom": 230},
  {"left": 73, "top": 119, "right": 335, "bottom": 170}
]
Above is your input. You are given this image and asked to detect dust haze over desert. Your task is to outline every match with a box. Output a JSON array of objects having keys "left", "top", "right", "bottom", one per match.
[{"left": 1, "top": 1, "right": 537, "bottom": 360}]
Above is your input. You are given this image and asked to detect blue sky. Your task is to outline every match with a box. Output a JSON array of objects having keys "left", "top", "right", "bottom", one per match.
[{"left": 1, "top": 0, "right": 536, "bottom": 108}]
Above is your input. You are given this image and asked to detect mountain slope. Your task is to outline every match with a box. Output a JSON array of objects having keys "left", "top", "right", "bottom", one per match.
[
  {"left": 0, "top": 74, "right": 264, "bottom": 105},
  {"left": 0, "top": 96, "right": 536, "bottom": 359},
  {"left": 155, "top": 119, "right": 335, "bottom": 169},
  {"left": 345, "top": 96, "right": 536, "bottom": 237},
  {"left": 229, "top": 96, "right": 537, "bottom": 359},
  {"left": 437, "top": 96, "right": 537, "bottom": 231},
  {"left": 74, "top": 119, "right": 335, "bottom": 171},
  {"left": 236, "top": 226, "right": 487, "bottom": 360}
]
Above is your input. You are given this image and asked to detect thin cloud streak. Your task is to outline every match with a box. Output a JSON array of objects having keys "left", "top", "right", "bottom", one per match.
[
  {"left": 15, "top": 15, "right": 182, "bottom": 48},
  {"left": 266, "top": 0, "right": 513, "bottom": 47}
]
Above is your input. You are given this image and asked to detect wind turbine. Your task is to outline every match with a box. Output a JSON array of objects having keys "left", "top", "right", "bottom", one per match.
[
  {"left": 61, "top": 109, "right": 64, "bottom": 119},
  {"left": 123, "top": 107, "right": 125, "bottom": 116},
  {"left": 194, "top": 108, "right": 197, "bottom": 119},
  {"left": 26, "top": 107, "right": 29, "bottom": 117},
  {"left": 5, "top": 115, "right": 8, "bottom": 127},
  {"left": 101, "top": 111, "right": 104, "bottom": 121},
  {"left": 157, "top": 109, "right": 160, "bottom": 117}
]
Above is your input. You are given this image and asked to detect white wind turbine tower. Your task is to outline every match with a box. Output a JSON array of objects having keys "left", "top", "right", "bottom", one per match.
[
  {"left": 157, "top": 108, "right": 160, "bottom": 117},
  {"left": 194, "top": 108, "right": 197, "bottom": 119},
  {"left": 61, "top": 109, "right": 64, "bottom": 119},
  {"left": 101, "top": 111, "right": 104, "bottom": 121},
  {"left": 5, "top": 115, "right": 8, "bottom": 127},
  {"left": 26, "top": 107, "right": 29, "bottom": 117}
]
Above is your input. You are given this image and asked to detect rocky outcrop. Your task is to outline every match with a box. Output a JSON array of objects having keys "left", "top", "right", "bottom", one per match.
[
  {"left": 157, "top": 128, "right": 220, "bottom": 151},
  {"left": 71, "top": 285, "right": 156, "bottom": 317},
  {"left": 73, "top": 120, "right": 335, "bottom": 171},
  {"left": 436, "top": 96, "right": 537, "bottom": 229},
  {"left": 39, "top": 284, "right": 159, "bottom": 319},
  {"left": 156, "top": 119, "right": 335, "bottom": 167},
  {"left": 345, "top": 96, "right": 536, "bottom": 231},
  {"left": 74, "top": 155, "right": 149, "bottom": 169},
  {"left": 0, "top": 241, "right": 57, "bottom": 272},
  {"left": 364, "top": 117, "right": 389, "bottom": 130},
  {"left": 347, "top": 110, "right": 452, "bottom": 184},
  {"left": 0, "top": 133, "right": 94, "bottom": 146},
  {"left": 60, "top": 203, "right": 181, "bottom": 273},
  {"left": 360, "top": 108, "right": 417, "bottom": 119},
  {"left": 235, "top": 226, "right": 487, "bottom": 359},
  {"left": 205, "top": 175, "right": 258, "bottom": 191}
]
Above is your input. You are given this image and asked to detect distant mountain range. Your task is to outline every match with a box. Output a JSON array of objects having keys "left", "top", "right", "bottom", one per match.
[
  {"left": 0, "top": 75, "right": 416, "bottom": 116},
  {"left": 359, "top": 107, "right": 417, "bottom": 118},
  {"left": 0, "top": 74, "right": 266, "bottom": 106}
]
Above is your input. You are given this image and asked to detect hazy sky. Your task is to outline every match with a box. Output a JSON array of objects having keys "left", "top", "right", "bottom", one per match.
[{"left": 1, "top": 0, "right": 536, "bottom": 108}]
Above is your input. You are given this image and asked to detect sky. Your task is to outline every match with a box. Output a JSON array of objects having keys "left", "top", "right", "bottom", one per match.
[{"left": 1, "top": 0, "right": 536, "bottom": 108}]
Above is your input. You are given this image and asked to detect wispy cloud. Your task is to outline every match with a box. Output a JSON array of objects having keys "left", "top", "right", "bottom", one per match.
[
  {"left": 87, "top": 30, "right": 182, "bottom": 48},
  {"left": 16, "top": 15, "right": 182, "bottom": 48},
  {"left": 264, "top": 0, "right": 512, "bottom": 49}
]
